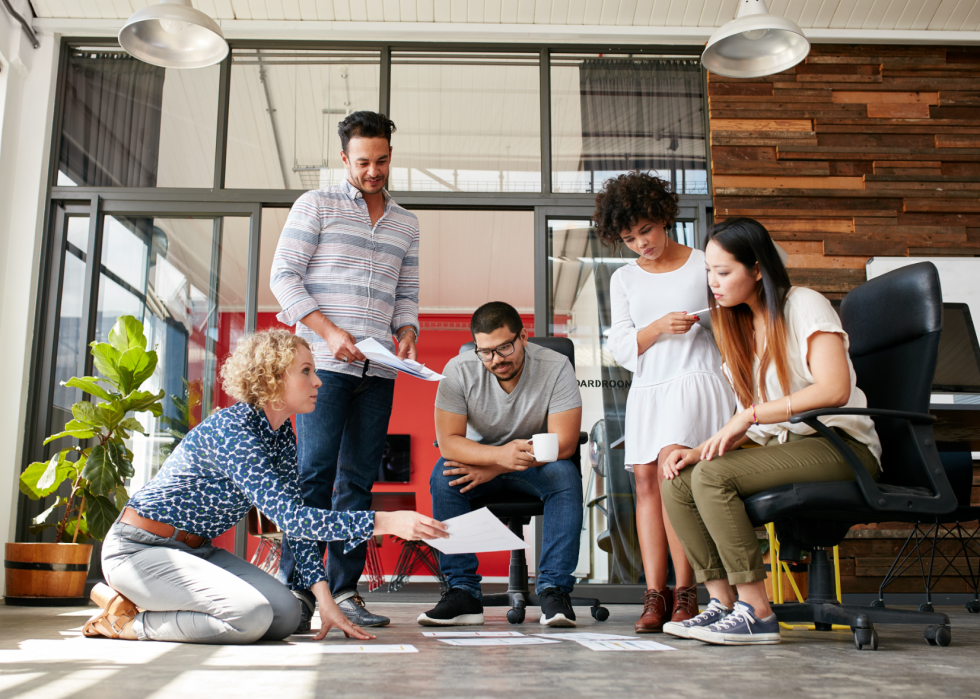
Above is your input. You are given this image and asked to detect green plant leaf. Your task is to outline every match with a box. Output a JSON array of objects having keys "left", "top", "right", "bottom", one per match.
[
  {"left": 82, "top": 444, "right": 116, "bottom": 496},
  {"left": 97, "top": 402, "right": 127, "bottom": 429},
  {"left": 32, "top": 496, "right": 68, "bottom": 526},
  {"left": 84, "top": 495, "right": 118, "bottom": 540},
  {"left": 119, "top": 417, "right": 147, "bottom": 434},
  {"left": 118, "top": 346, "right": 157, "bottom": 388},
  {"left": 20, "top": 456, "right": 72, "bottom": 499},
  {"left": 28, "top": 522, "right": 57, "bottom": 536},
  {"left": 119, "top": 389, "right": 165, "bottom": 417},
  {"left": 42, "top": 420, "right": 97, "bottom": 445},
  {"left": 71, "top": 401, "right": 99, "bottom": 427},
  {"left": 108, "top": 315, "right": 147, "bottom": 353},
  {"left": 114, "top": 484, "right": 129, "bottom": 510},
  {"left": 36, "top": 453, "right": 63, "bottom": 491},
  {"left": 63, "top": 377, "right": 113, "bottom": 402},
  {"left": 90, "top": 342, "right": 123, "bottom": 388}
]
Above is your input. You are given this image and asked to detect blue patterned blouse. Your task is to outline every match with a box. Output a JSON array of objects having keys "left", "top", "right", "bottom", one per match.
[{"left": 126, "top": 402, "right": 374, "bottom": 589}]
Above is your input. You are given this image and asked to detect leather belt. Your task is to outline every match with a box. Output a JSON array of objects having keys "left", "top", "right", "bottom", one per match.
[{"left": 120, "top": 508, "right": 207, "bottom": 549}]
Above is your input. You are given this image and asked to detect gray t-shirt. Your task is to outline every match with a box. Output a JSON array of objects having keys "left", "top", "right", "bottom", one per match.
[{"left": 435, "top": 343, "right": 582, "bottom": 446}]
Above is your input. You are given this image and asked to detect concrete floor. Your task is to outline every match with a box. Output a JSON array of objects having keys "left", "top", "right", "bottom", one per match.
[{"left": 1, "top": 600, "right": 979, "bottom": 699}]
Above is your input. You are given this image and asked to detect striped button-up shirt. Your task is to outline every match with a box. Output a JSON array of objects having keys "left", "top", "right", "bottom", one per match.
[{"left": 271, "top": 180, "right": 420, "bottom": 379}]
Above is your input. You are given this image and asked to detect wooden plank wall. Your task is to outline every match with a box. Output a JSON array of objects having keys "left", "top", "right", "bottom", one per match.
[{"left": 708, "top": 44, "right": 980, "bottom": 298}]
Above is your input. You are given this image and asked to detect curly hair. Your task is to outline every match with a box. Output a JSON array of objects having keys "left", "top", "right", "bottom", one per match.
[
  {"left": 220, "top": 330, "right": 311, "bottom": 408},
  {"left": 592, "top": 172, "right": 680, "bottom": 247}
]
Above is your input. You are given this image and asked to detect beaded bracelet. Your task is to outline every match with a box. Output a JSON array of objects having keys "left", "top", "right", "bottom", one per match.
[{"left": 750, "top": 403, "right": 759, "bottom": 425}]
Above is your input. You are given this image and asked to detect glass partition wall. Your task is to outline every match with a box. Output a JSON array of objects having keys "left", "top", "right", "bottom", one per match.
[{"left": 26, "top": 41, "right": 712, "bottom": 594}]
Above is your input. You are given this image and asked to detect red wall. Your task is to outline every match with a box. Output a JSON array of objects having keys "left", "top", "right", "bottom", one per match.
[{"left": 211, "top": 313, "right": 535, "bottom": 581}]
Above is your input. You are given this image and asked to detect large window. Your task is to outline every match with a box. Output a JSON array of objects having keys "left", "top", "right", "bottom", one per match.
[
  {"left": 225, "top": 49, "right": 381, "bottom": 189},
  {"left": 389, "top": 51, "right": 542, "bottom": 193},
  {"left": 551, "top": 54, "right": 708, "bottom": 195},
  {"left": 57, "top": 49, "right": 219, "bottom": 188}
]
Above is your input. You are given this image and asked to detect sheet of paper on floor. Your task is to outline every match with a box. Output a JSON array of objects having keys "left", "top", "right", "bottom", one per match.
[
  {"left": 423, "top": 507, "right": 528, "bottom": 554},
  {"left": 319, "top": 644, "right": 419, "bottom": 653},
  {"left": 436, "top": 637, "right": 561, "bottom": 646},
  {"left": 421, "top": 631, "right": 525, "bottom": 637},
  {"left": 576, "top": 640, "right": 677, "bottom": 651},
  {"left": 534, "top": 633, "right": 637, "bottom": 641}
]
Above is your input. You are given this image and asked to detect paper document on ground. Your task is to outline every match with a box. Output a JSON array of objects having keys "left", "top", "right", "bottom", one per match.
[
  {"left": 354, "top": 338, "right": 444, "bottom": 381},
  {"left": 534, "top": 633, "right": 636, "bottom": 641},
  {"left": 423, "top": 507, "right": 528, "bottom": 554},
  {"left": 576, "top": 640, "right": 676, "bottom": 652},
  {"left": 437, "top": 637, "right": 560, "bottom": 647},
  {"left": 319, "top": 644, "right": 418, "bottom": 653},
  {"left": 421, "top": 631, "right": 524, "bottom": 637}
]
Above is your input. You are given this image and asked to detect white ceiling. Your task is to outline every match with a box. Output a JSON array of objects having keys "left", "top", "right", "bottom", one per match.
[{"left": 27, "top": 0, "right": 980, "bottom": 30}]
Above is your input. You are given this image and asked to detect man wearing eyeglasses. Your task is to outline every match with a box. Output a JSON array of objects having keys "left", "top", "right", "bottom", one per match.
[{"left": 421, "top": 301, "right": 583, "bottom": 627}]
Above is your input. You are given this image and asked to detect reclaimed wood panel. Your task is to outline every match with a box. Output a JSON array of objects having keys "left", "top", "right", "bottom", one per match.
[{"left": 709, "top": 45, "right": 980, "bottom": 295}]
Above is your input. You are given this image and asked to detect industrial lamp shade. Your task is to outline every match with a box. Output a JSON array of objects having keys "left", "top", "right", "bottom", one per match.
[
  {"left": 701, "top": 0, "right": 810, "bottom": 79},
  {"left": 119, "top": 0, "right": 229, "bottom": 69}
]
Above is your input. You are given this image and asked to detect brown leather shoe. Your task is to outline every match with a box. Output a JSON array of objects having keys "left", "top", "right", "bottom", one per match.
[
  {"left": 634, "top": 588, "right": 673, "bottom": 633},
  {"left": 671, "top": 585, "right": 699, "bottom": 623}
]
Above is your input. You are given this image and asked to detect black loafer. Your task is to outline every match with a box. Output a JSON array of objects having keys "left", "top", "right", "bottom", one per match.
[{"left": 335, "top": 591, "right": 390, "bottom": 627}]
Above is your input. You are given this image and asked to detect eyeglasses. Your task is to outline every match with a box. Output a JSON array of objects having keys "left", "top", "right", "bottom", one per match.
[{"left": 474, "top": 334, "right": 520, "bottom": 362}]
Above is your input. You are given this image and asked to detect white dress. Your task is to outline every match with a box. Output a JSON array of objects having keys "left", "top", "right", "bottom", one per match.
[{"left": 608, "top": 249, "right": 736, "bottom": 470}]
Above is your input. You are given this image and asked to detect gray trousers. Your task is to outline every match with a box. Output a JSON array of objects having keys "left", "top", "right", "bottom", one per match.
[{"left": 102, "top": 522, "right": 301, "bottom": 644}]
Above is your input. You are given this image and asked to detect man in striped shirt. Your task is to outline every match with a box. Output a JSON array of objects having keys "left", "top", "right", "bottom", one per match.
[{"left": 271, "top": 111, "right": 420, "bottom": 632}]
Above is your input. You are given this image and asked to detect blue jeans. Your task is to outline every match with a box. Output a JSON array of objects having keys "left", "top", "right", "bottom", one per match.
[
  {"left": 279, "top": 369, "right": 394, "bottom": 596},
  {"left": 429, "top": 457, "right": 583, "bottom": 600}
]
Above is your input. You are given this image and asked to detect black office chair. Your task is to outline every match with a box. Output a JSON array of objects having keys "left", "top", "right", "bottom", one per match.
[
  {"left": 457, "top": 336, "right": 609, "bottom": 624},
  {"left": 744, "top": 261, "right": 959, "bottom": 650}
]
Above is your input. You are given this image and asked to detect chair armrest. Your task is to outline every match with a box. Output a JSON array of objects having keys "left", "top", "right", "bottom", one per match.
[
  {"left": 578, "top": 431, "right": 588, "bottom": 445},
  {"left": 793, "top": 415, "right": 956, "bottom": 516},
  {"left": 788, "top": 407, "right": 936, "bottom": 425}
]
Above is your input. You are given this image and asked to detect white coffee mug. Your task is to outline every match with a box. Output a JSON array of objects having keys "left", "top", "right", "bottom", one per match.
[{"left": 528, "top": 433, "right": 559, "bottom": 463}]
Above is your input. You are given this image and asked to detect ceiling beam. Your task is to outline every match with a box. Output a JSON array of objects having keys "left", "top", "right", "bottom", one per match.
[{"left": 32, "top": 19, "right": 980, "bottom": 46}]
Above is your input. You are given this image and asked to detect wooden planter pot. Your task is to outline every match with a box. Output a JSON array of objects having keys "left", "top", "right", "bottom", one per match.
[{"left": 4, "top": 542, "right": 92, "bottom": 606}]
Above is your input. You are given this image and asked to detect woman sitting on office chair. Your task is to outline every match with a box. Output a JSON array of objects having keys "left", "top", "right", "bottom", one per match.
[
  {"left": 84, "top": 330, "right": 447, "bottom": 644},
  {"left": 660, "top": 217, "right": 882, "bottom": 646}
]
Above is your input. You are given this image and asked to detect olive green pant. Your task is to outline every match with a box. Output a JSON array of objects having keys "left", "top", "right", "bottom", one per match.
[{"left": 661, "top": 430, "right": 879, "bottom": 586}]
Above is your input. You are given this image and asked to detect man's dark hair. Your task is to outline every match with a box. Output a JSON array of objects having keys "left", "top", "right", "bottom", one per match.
[
  {"left": 338, "top": 111, "right": 396, "bottom": 153},
  {"left": 470, "top": 302, "right": 524, "bottom": 337}
]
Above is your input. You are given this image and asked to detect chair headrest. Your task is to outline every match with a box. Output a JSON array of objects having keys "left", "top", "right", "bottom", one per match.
[{"left": 840, "top": 262, "right": 942, "bottom": 358}]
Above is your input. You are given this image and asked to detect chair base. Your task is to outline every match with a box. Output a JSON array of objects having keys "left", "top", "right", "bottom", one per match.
[
  {"left": 478, "top": 514, "right": 609, "bottom": 624},
  {"left": 775, "top": 548, "right": 953, "bottom": 649}
]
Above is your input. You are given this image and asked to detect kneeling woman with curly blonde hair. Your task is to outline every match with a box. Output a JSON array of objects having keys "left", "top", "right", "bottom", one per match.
[{"left": 85, "top": 330, "right": 447, "bottom": 644}]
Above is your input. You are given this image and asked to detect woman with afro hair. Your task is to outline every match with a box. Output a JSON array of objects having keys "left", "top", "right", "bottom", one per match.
[{"left": 593, "top": 172, "right": 735, "bottom": 634}]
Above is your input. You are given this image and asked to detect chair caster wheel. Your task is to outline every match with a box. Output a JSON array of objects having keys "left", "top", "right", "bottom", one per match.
[
  {"left": 591, "top": 606, "right": 609, "bottom": 621},
  {"left": 966, "top": 601, "right": 980, "bottom": 614},
  {"left": 925, "top": 625, "right": 951, "bottom": 647},
  {"left": 870, "top": 600, "right": 885, "bottom": 609},
  {"left": 853, "top": 627, "right": 878, "bottom": 651},
  {"left": 507, "top": 608, "right": 525, "bottom": 624},
  {"left": 919, "top": 603, "right": 934, "bottom": 613}
]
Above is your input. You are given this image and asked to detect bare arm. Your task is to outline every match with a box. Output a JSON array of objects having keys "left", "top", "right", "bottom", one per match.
[
  {"left": 435, "top": 408, "right": 535, "bottom": 470},
  {"left": 548, "top": 407, "right": 583, "bottom": 461}
]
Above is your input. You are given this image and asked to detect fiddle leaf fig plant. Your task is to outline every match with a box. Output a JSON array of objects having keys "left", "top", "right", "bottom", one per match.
[{"left": 20, "top": 315, "right": 165, "bottom": 542}]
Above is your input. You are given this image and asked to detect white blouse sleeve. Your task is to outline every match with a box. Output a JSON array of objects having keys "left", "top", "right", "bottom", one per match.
[
  {"left": 607, "top": 269, "right": 639, "bottom": 373},
  {"left": 789, "top": 288, "right": 849, "bottom": 383}
]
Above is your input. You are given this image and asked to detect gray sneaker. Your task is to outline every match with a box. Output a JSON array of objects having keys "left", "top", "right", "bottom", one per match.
[
  {"left": 334, "top": 591, "right": 391, "bottom": 627},
  {"left": 663, "top": 598, "right": 732, "bottom": 639},
  {"left": 291, "top": 590, "right": 316, "bottom": 635},
  {"left": 689, "top": 601, "right": 780, "bottom": 645}
]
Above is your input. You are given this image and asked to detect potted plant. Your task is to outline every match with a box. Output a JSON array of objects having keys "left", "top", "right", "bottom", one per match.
[{"left": 6, "top": 316, "right": 164, "bottom": 605}]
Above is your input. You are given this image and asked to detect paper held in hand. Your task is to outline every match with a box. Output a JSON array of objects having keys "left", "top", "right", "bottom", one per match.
[
  {"left": 354, "top": 337, "right": 445, "bottom": 381},
  {"left": 423, "top": 507, "right": 528, "bottom": 555}
]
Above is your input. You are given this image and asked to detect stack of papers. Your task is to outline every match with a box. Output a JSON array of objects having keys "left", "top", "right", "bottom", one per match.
[{"left": 355, "top": 338, "right": 445, "bottom": 381}]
